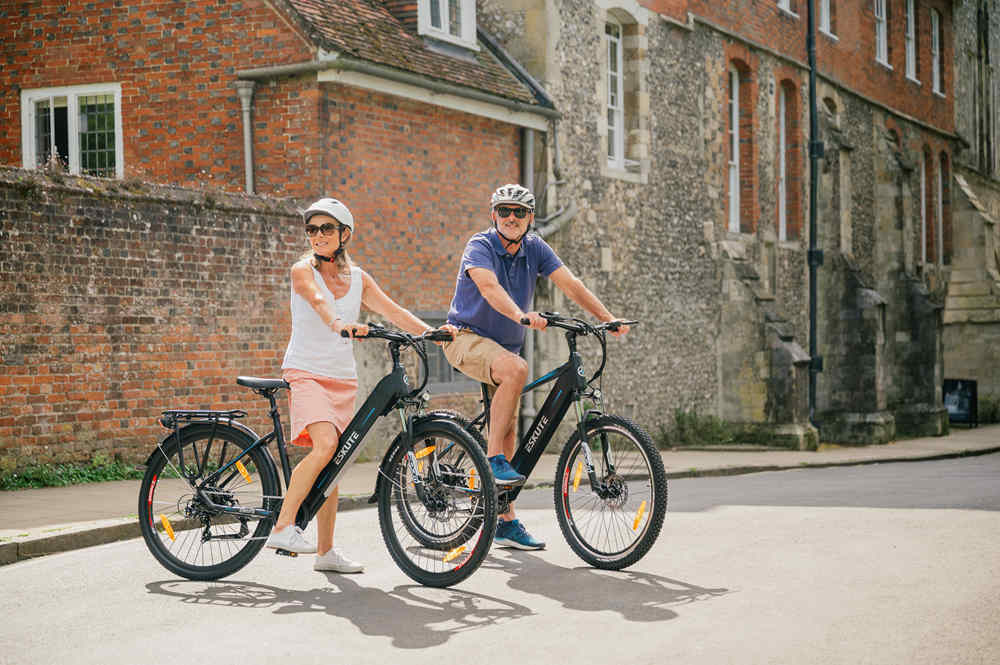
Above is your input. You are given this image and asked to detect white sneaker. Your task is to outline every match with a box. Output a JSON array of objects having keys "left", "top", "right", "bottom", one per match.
[
  {"left": 265, "top": 525, "right": 316, "bottom": 554},
  {"left": 314, "top": 548, "right": 364, "bottom": 573}
]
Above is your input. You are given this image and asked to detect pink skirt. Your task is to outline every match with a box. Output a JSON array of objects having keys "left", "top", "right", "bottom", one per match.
[{"left": 282, "top": 369, "right": 358, "bottom": 447}]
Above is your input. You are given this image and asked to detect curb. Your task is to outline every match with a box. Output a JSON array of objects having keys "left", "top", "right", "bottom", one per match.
[{"left": 3, "top": 445, "right": 997, "bottom": 567}]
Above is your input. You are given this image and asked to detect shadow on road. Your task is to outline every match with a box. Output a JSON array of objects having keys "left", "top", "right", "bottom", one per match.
[
  {"left": 484, "top": 550, "right": 730, "bottom": 620},
  {"left": 145, "top": 578, "right": 531, "bottom": 648}
]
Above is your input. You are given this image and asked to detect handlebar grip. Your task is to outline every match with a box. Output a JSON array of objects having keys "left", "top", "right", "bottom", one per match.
[
  {"left": 340, "top": 329, "right": 350, "bottom": 338},
  {"left": 520, "top": 317, "right": 530, "bottom": 325},
  {"left": 425, "top": 329, "right": 454, "bottom": 342}
]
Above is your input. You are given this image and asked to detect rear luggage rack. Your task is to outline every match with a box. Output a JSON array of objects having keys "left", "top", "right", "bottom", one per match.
[{"left": 159, "top": 409, "right": 248, "bottom": 429}]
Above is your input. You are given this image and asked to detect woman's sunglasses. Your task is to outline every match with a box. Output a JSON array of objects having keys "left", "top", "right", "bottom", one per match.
[
  {"left": 494, "top": 206, "right": 530, "bottom": 219},
  {"left": 304, "top": 222, "right": 345, "bottom": 237}
]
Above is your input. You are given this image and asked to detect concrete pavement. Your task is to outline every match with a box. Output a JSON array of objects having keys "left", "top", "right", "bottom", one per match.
[{"left": 2, "top": 424, "right": 998, "bottom": 566}]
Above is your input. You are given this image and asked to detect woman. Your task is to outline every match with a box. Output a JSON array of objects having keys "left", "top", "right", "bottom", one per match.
[{"left": 265, "top": 197, "right": 453, "bottom": 573}]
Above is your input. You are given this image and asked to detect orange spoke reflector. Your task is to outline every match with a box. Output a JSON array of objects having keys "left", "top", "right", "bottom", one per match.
[
  {"left": 160, "top": 514, "right": 176, "bottom": 541},
  {"left": 415, "top": 445, "right": 436, "bottom": 459},
  {"left": 236, "top": 461, "right": 252, "bottom": 484},
  {"left": 573, "top": 461, "right": 582, "bottom": 491},
  {"left": 443, "top": 545, "right": 466, "bottom": 563},
  {"left": 633, "top": 500, "right": 647, "bottom": 531},
  {"left": 468, "top": 468, "right": 476, "bottom": 490}
]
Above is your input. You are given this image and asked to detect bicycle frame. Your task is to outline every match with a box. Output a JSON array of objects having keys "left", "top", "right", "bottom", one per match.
[{"left": 473, "top": 330, "right": 604, "bottom": 504}]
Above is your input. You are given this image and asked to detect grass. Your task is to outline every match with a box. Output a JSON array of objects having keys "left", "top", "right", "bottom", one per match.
[
  {"left": 0, "top": 454, "right": 143, "bottom": 491},
  {"left": 655, "top": 409, "right": 737, "bottom": 448}
]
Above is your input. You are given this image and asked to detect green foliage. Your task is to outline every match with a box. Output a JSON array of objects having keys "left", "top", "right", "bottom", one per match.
[
  {"left": 0, "top": 453, "right": 143, "bottom": 491},
  {"left": 978, "top": 395, "right": 1000, "bottom": 424},
  {"left": 655, "top": 409, "right": 737, "bottom": 448}
]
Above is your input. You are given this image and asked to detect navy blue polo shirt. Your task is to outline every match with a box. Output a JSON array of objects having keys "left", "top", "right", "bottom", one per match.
[{"left": 447, "top": 228, "right": 563, "bottom": 353}]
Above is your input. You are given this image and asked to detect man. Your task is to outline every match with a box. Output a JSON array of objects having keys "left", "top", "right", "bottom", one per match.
[{"left": 442, "top": 184, "right": 629, "bottom": 550}]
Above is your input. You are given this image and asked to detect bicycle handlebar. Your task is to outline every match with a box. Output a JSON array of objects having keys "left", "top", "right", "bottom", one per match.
[
  {"left": 520, "top": 312, "right": 638, "bottom": 335},
  {"left": 339, "top": 324, "right": 454, "bottom": 398}
]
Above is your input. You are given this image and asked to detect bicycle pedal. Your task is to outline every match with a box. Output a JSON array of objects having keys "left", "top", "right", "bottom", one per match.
[{"left": 275, "top": 548, "right": 298, "bottom": 558}]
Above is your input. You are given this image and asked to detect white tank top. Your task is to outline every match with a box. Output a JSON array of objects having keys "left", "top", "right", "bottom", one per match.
[{"left": 281, "top": 264, "right": 363, "bottom": 379}]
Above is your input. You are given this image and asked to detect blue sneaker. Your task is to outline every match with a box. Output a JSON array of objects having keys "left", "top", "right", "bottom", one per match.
[
  {"left": 489, "top": 454, "right": 526, "bottom": 486},
  {"left": 495, "top": 518, "right": 545, "bottom": 550}
]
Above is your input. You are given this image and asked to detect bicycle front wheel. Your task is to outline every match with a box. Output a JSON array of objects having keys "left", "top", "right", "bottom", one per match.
[
  {"left": 138, "top": 424, "right": 279, "bottom": 581},
  {"left": 554, "top": 415, "right": 667, "bottom": 570},
  {"left": 378, "top": 420, "right": 497, "bottom": 587}
]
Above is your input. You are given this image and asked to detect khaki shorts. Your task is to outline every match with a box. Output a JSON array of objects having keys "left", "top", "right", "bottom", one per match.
[{"left": 441, "top": 330, "right": 522, "bottom": 411}]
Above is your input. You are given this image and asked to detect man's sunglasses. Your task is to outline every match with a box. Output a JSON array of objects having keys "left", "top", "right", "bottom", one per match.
[
  {"left": 304, "top": 222, "right": 345, "bottom": 237},
  {"left": 494, "top": 206, "right": 530, "bottom": 219}
]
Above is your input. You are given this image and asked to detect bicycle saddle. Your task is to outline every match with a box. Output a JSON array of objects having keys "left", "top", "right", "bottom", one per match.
[{"left": 236, "top": 376, "right": 289, "bottom": 391}]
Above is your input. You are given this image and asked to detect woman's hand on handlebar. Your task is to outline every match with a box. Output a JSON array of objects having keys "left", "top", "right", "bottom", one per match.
[
  {"left": 604, "top": 318, "right": 630, "bottom": 338},
  {"left": 518, "top": 311, "right": 548, "bottom": 330},
  {"left": 337, "top": 320, "right": 370, "bottom": 339}
]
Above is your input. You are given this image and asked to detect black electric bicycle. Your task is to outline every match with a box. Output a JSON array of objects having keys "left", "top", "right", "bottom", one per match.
[
  {"left": 138, "top": 326, "right": 497, "bottom": 588},
  {"left": 428, "top": 312, "right": 667, "bottom": 570}
]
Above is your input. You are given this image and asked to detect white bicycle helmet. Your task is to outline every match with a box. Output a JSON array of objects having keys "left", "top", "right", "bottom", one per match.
[
  {"left": 303, "top": 197, "right": 355, "bottom": 231},
  {"left": 490, "top": 184, "right": 535, "bottom": 212}
]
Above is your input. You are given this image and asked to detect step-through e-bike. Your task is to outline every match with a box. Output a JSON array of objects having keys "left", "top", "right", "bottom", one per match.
[
  {"left": 138, "top": 326, "right": 497, "bottom": 587},
  {"left": 431, "top": 312, "right": 667, "bottom": 570}
]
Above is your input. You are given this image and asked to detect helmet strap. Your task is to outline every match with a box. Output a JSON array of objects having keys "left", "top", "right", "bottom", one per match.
[
  {"left": 314, "top": 227, "right": 349, "bottom": 263},
  {"left": 494, "top": 220, "right": 529, "bottom": 250}
]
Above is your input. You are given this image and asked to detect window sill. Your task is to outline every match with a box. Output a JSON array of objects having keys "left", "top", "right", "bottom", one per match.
[
  {"left": 604, "top": 165, "right": 644, "bottom": 184},
  {"left": 819, "top": 29, "right": 838, "bottom": 42},
  {"left": 933, "top": 90, "right": 946, "bottom": 99},
  {"left": 417, "top": 27, "right": 480, "bottom": 52},
  {"left": 875, "top": 59, "right": 894, "bottom": 72},
  {"left": 777, "top": 7, "right": 799, "bottom": 20},
  {"left": 906, "top": 75, "right": 922, "bottom": 86}
]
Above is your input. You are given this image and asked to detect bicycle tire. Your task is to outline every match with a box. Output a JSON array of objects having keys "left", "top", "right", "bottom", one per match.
[
  {"left": 553, "top": 414, "right": 667, "bottom": 570},
  {"left": 138, "top": 423, "right": 280, "bottom": 581},
  {"left": 377, "top": 419, "right": 497, "bottom": 587}
]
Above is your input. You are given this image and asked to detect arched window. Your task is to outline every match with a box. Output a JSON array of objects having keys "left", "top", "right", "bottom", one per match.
[
  {"left": 727, "top": 60, "right": 754, "bottom": 233},
  {"left": 600, "top": 4, "right": 649, "bottom": 182},
  {"left": 606, "top": 18, "right": 625, "bottom": 169},
  {"left": 777, "top": 79, "right": 802, "bottom": 241},
  {"left": 922, "top": 147, "right": 934, "bottom": 265}
]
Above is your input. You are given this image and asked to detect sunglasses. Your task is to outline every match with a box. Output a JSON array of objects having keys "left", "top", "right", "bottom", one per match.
[
  {"left": 304, "top": 222, "right": 344, "bottom": 237},
  {"left": 495, "top": 206, "right": 530, "bottom": 219}
]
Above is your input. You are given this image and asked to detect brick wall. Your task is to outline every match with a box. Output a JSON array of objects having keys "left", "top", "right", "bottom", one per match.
[{"left": 0, "top": 0, "right": 314, "bottom": 192}]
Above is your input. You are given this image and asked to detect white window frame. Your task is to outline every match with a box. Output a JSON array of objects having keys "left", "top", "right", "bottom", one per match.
[
  {"left": 728, "top": 68, "right": 741, "bottom": 233},
  {"left": 778, "top": 85, "right": 788, "bottom": 242},
  {"left": 920, "top": 152, "right": 928, "bottom": 265},
  {"left": 936, "top": 156, "right": 945, "bottom": 265},
  {"left": 777, "top": 0, "right": 797, "bottom": 17},
  {"left": 417, "top": 0, "right": 479, "bottom": 51},
  {"left": 606, "top": 19, "right": 625, "bottom": 170},
  {"left": 905, "top": 0, "right": 918, "bottom": 81},
  {"left": 20, "top": 83, "right": 124, "bottom": 178},
  {"left": 931, "top": 9, "right": 942, "bottom": 95},
  {"left": 819, "top": 0, "right": 833, "bottom": 35},
  {"left": 874, "top": 0, "right": 889, "bottom": 66}
]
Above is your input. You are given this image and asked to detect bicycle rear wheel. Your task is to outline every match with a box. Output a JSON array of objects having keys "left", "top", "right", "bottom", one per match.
[
  {"left": 554, "top": 414, "right": 667, "bottom": 570},
  {"left": 378, "top": 420, "right": 497, "bottom": 587},
  {"left": 138, "top": 424, "right": 279, "bottom": 581}
]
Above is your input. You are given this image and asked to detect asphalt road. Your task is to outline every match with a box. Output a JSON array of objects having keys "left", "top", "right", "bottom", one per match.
[{"left": 3, "top": 454, "right": 999, "bottom": 665}]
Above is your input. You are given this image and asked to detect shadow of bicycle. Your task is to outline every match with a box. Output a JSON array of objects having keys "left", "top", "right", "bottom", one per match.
[
  {"left": 145, "top": 578, "right": 531, "bottom": 648},
  {"left": 483, "top": 550, "right": 730, "bottom": 621}
]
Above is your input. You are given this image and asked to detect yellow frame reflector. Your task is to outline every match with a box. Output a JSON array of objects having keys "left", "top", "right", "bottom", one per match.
[
  {"left": 632, "top": 500, "right": 647, "bottom": 531},
  {"left": 415, "top": 445, "right": 436, "bottom": 459},
  {"left": 572, "top": 461, "right": 582, "bottom": 491},
  {"left": 443, "top": 545, "right": 466, "bottom": 563},
  {"left": 236, "top": 460, "right": 252, "bottom": 484},
  {"left": 160, "top": 514, "right": 176, "bottom": 541},
  {"left": 468, "top": 468, "right": 476, "bottom": 490}
]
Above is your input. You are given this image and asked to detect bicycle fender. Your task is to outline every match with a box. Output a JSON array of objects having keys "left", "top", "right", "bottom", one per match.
[
  {"left": 367, "top": 413, "right": 471, "bottom": 504},
  {"left": 143, "top": 420, "right": 274, "bottom": 481}
]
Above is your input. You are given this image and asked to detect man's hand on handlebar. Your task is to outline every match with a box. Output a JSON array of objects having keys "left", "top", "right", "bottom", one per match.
[
  {"left": 426, "top": 323, "right": 458, "bottom": 346},
  {"left": 518, "top": 311, "right": 548, "bottom": 330},
  {"left": 604, "top": 318, "right": 630, "bottom": 338}
]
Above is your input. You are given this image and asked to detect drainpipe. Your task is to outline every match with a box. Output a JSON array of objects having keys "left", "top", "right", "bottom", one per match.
[
  {"left": 235, "top": 81, "right": 256, "bottom": 194},
  {"left": 806, "top": 0, "right": 824, "bottom": 427},
  {"left": 521, "top": 127, "right": 537, "bottom": 437}
]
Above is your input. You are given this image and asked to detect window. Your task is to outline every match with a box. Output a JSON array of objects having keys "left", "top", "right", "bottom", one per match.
[
  {"left": 920, "top": 150, "right": 929, "bottom": 265},
  {"left": 606, "top": 20, "right": 625, "bottom": 169},
  {"left": 777, "top": 0, "right": 797, "bottom": 16},
  {"left": 931, "top": 9, "right": 942, "bottom": 94},
  {"left": 939, "top": 153, "right": 951, "bottom": 265},
  {"left": 820, "top": 0, "right": 834, "bottom": 35},
  {"left": 905, "top": 0, "right": 918, "bottom": 80},
  {"left": 874, "top": 0, "right": 889, "bottom": 66},
  {"left": 20, "top": 83, "right": 123, "bottom": 178},
  {"left": 728, "top": 67, "right": 741, "bottom": 233},
  {"left": 778, "top": 85, "right": 788, "bottom": 241},
  {"left": 418, "top": 0, "right": 477, "bottom": 50},
  {"left": 935, "top": 153, "right": 944, "bottom": 264},
  {"left": 419, "top": 318, "right": 478, "bottom": 394}
]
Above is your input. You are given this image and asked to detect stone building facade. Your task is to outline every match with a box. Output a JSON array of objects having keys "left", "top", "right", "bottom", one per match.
[
  {"left": 479, "top": 0, "right": 967, "bottom": 445},
  {"left": 944, "top": 0, "right": 1000, "bottom": 405}
]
